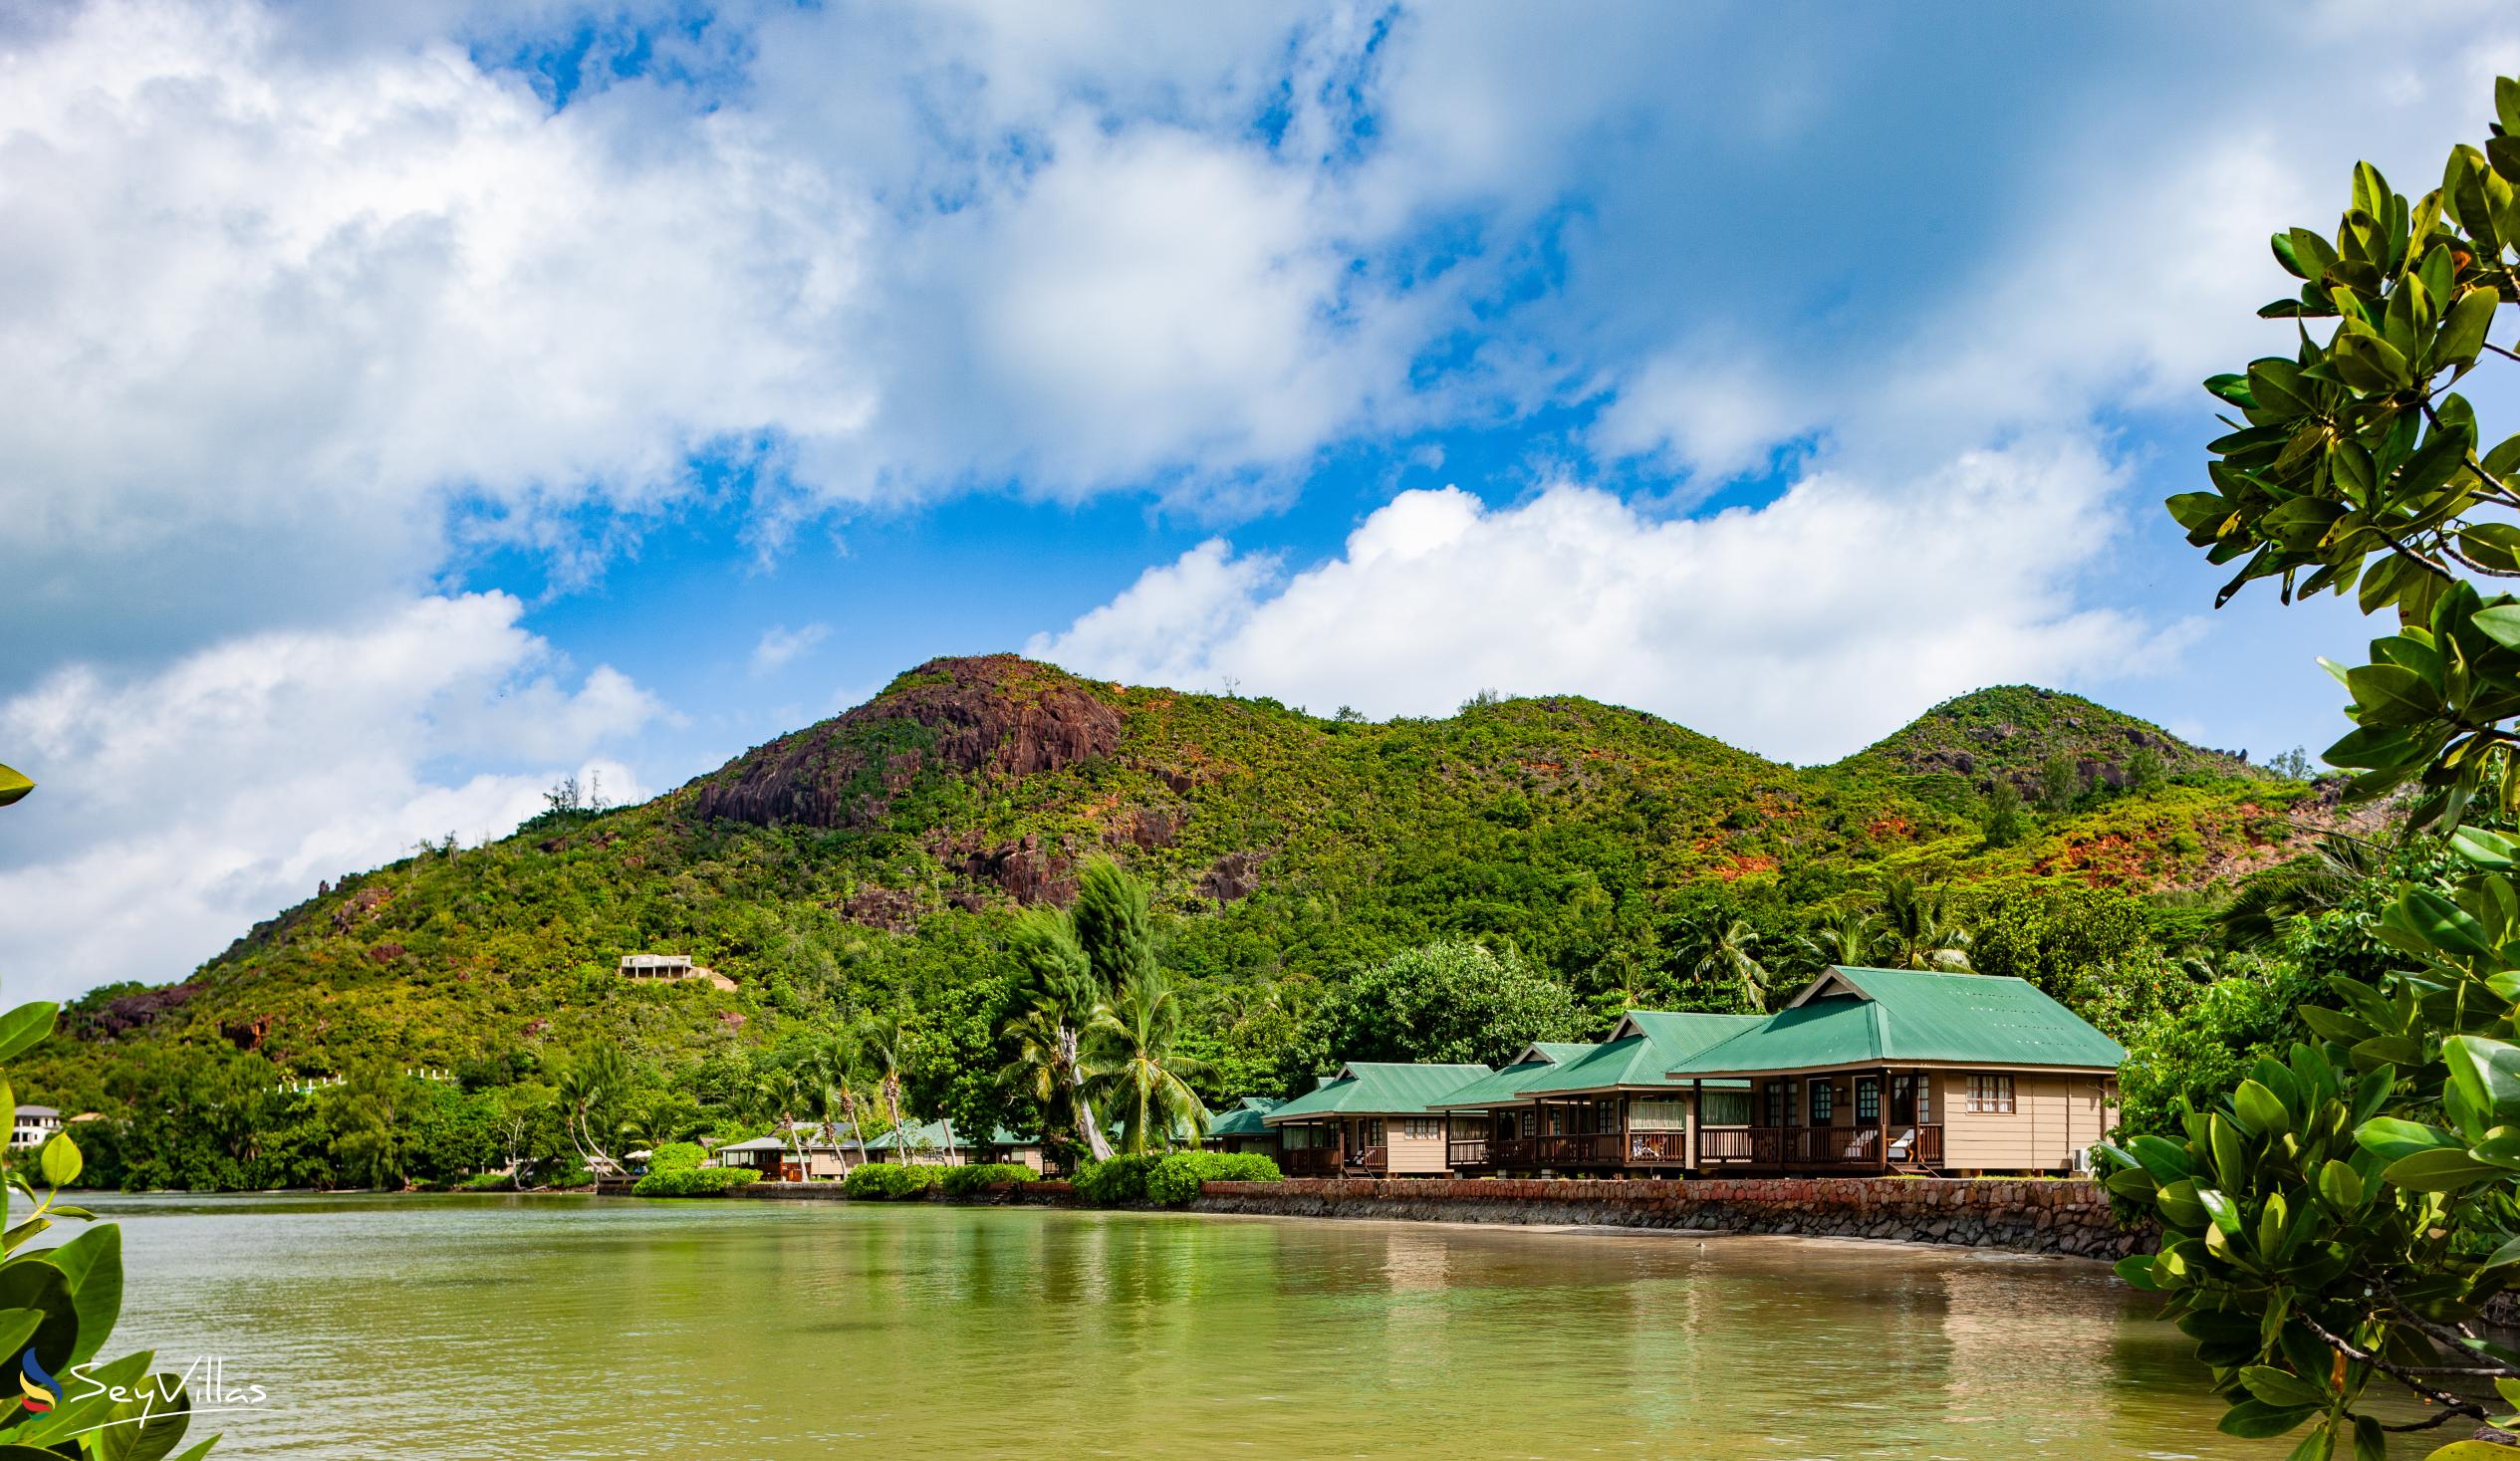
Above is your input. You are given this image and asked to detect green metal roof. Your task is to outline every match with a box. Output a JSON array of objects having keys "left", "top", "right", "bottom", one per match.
[
  {"left": 1661, "top": 967, "right": 2126, "bottom": 1077},
  {"left": 1264, "top": 1062, "right": 1493, "bottom": 1122},
  {"left": 865, "top": 1120, "right": 1037, "bottom": 1150},
  {"left": 1204, "top": 1097, "right": 1283, "bottom": 1138},
  {"left": 1428, "top": 1046, "right": 1591, "bottom": 1108},
  {"left": 1516, "top": 1013, "right": 1768, "bottom": 1096}
]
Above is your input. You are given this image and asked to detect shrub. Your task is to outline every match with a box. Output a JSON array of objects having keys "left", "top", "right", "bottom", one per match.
[
  {"left": 939, "top": 1162, "right": 1039, "bottom": 1198},
  {"left": 1072, "top": 1152, "right": 1161, "bottom": 1206},
  {"left": 646, "top": 1141, "right": 704, "bottom": 1173},
  {"left": 630, "top": 1166, "right": 761, "bottom": 1197},
  {"left": 454, "top": 1170, "right": 518, "bottom": 1191},
  {"left": 1144, "top": 1151, "right": 1282, "bottom": 1205},
  {"left": 843, "top": 1162, "right": 942, "bottom": 1199}
]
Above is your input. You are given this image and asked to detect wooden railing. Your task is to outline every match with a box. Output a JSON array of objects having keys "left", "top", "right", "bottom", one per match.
[
  {"left": 1351, "top": 1146, "right": 1389, "bottom": 1173},
  {"left": 1478, "top": 1131, "right": 1691, "bottom": 1169},
  {"left": 1446, "top": 1138, "right": 1490, "bottom": 1169},
  {"left": 1697, "top": 1125, "right": 1945, "bottom": 1169},
  {"left": 1279, "top": 1146, "right": 1343, "bottom": 1177}
]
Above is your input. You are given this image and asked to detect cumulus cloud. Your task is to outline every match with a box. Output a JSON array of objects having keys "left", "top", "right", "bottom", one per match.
[
  {"left": 1030, "top": 440, "right": 2198, "bottom": 764},
  {"left": 749, "top": 622, "right": 831, "bottom": 676},
  {"left": 0, "top": 595, "right": 661, "bottom": 1002}
]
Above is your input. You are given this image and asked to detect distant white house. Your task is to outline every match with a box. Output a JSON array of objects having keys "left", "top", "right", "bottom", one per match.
[
  {"left": 11, "top": 1106, "right": 61, "bottom": 1149},
  {"left": 618, "top": 954, "right": 737, "bottom": 991}
]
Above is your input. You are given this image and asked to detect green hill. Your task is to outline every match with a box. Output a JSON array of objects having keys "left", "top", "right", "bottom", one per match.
[{"left": 25, "top": 655, "right": 2329, "bottom": 1113}]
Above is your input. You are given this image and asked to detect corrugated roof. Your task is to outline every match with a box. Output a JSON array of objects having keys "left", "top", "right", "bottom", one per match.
[
  {"left": 1662, "top": 967, "right": 2125, "bottom": 1076},
  {"left": 1264, "top": 1062, "right": 1493, "bottom": 1121},
  {"left": 1517, "top": 1013, "right": 1769, "bottom": 1096},
  {"left": 1204, "top": 1104, "right": 1277, "bottom": 1138},
  {"left": 865, "top": 1120, "right": 1037, "bottom": 1150}
]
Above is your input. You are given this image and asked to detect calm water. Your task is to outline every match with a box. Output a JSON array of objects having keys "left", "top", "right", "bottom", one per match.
[{"left": 70, "top": 1193, "right": 2316, "bottom": 1459}]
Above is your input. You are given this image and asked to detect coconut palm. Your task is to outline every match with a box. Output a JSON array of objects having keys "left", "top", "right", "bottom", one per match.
[
  {"left": 554, "top": 1043, "right": 632, "bottom": 1177},
  {"left": 1684, "top": 914, "right": 1774, "bottom": 1012},
  {"left": 859, "top": 1010, "right": 933, "bottom": 1164},
  {"left": 1085, "top": 969, "right": 1211, "bottom": 1155},
  {"left": 1873, "top": 875, "right": 1973, "bottom": 972},
  {"left": 2216, "top": 833, "right": 2382, "bottom": 951},
  {"left": 1005, "top": 909, "right": 1117, "bottom": 1160},
  {"left": 1796, "top": 908, "right": 1882, "bottom": 975},
  {"left": 803, "top": 1032, "right": 866, "bottom": 1175}
]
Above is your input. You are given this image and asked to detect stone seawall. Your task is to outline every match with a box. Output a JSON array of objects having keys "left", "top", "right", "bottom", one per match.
[{"left": 1190, "top": 1176, "right": 2143, "bottom": 1259}]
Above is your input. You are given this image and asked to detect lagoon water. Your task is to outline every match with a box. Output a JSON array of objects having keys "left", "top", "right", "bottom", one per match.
[{"left": 87, "top": 1192, "right": 2315, "bottom": 1459}]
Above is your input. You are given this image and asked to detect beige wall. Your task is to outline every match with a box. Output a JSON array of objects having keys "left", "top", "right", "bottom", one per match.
[
  {"left": 1343, "top": 1115, "right": 1452, "bottom": 1174},
  {"left": 1942, "top": 1073, "right": 2109, "bottom": 1172}
]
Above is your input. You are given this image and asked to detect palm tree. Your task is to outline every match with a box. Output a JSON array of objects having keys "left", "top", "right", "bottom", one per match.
[
  {"left": 803, "top": 1033, "right": 866, "bottom": 1176},
  {"left": 1085, "top": 969, "right": 1212, "bottom": 1155},
  {"left": 861, "top": 1011, "right": 922, "bottom": 1165},
  {"left": 555, "top": 1044, "right": 632, "bottom": 1177},
  {"left": 753, "top": 1066, "right": 813, "bottom": 1180},
  {"left": 1686, "top": 915, "right": 1773, "bottom": 1012},
  {"left": 1874, "top": 875, "right": 1973, "bottom": 972},
  {"left": 1796, "top": 908, "right": 1882, "bottom": 975},
  {"left": 1005, "top": 909, "right": 1117, "bottom": 1160},
  {"left": 2217, "top": 834, "right": 2381, "bottom": 951}
]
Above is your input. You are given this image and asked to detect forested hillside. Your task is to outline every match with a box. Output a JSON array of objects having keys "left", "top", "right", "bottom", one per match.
[{"left": 25, "top": 654, "right": 2346, "bottom": 1188}]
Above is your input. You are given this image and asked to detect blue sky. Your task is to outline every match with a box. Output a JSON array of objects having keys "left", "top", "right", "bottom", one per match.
[{"left": 0, "top": 0, "right": 2497, "bottom": 1001}]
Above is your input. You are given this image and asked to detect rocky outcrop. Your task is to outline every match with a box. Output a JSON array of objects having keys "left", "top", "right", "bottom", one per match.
[
  {"left": 1190, "top": 1176, "right": 2144, "bottom": 1260},
  {"left": 695, "top": 655, "right": 1123, "bottom": 829},
  {"left": 1199, "top": 850, "right": 1264, "bottom": 903}
]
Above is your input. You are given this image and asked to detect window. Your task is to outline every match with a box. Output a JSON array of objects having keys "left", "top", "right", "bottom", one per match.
[
  {"left": 1808, "top": 1079, "right": 1834, "bottom": 1124},
  {"left": 1362, "top": 1118, "right": 1386, "bottom": 1146},
  {"left": 1854, "top": 1077, "right": 1881, "bottom": 1122},
  {"left": 1700, "top": 1090, "right": 1754, "bottom": 1126},
  {"left": 1403, "top": 1118, "right": 1441, "bottom": 1140},
  {"left": 1520, "top": 1109, "right": 1537, "bottom": 1138},
  {"left": 1763, "top": 1081, "right": 1792, "bottom": 1127},
  {"left": 1967, "top": 1075, "right": 2016, "bottom": 1114}
]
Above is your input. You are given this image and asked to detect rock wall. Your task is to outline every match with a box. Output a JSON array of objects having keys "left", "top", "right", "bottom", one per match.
[{"left": 1191, "top": 1176, "right": 2144, "bottom": 1259}]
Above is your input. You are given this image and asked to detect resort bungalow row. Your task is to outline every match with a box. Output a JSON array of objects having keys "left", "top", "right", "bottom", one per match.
[
  {"left": 709, "top": 1120, "right": 1046, "bottom": 1179},
  {"left": 1260, "top": 966, "right": 2123, "bottom": 1178}
]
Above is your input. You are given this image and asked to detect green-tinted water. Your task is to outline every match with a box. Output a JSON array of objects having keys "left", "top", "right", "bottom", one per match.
[{"left": 90, "top": 1193, "right": 2307, "bottom": 1459}]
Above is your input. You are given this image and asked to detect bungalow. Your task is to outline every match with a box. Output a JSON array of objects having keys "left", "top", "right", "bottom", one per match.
[
  {"left": 1435, "top": 1018, "right": 1760, "bottom": 1176},
  {"left": 712, "top": 1132, "right": 853, "bottom": 1181},
  {"left": 864, "top": 1120, "right": 1046, "bottom": 1172},
  {"left": 1345, "top": 967, "right": 2121, "bottom": 1179},
  {"left": 1261, "top": 1062, "right": 1491, "bottom": 1177},
  {"left": 1202, "top": 1097, "right": 1284, "bottom": 1157},
  {"left": 1661, "top": 966, "right": 2124, "bottom": 1175}
]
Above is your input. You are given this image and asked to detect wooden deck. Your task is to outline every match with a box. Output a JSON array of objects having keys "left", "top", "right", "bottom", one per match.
[{"left": 1451, "top": 1124, "right": 1945, "bottom": 1174}]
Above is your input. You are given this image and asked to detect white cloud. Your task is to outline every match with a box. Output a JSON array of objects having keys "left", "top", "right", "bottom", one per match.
[
  {"left": 749, "top": 622, "right": 831, "bottom": 676},
  {"left": 1031, "top": 440, "right": 2196, "bottom": 765},
  {"left": 0, "top": 594, "right": 661, "bottom": 1002}
]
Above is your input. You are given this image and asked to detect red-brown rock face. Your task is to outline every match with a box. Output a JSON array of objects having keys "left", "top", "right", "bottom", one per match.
[{"left": 694, "top": 655, "right": 1123, "bottom": 829}]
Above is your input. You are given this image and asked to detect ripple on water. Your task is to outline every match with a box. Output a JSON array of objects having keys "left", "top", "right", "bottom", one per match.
[{"left": 77, "top": 1194, "right": 2344, "bottom": 1460}]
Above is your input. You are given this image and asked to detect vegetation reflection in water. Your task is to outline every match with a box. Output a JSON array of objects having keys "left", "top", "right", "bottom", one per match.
[{"left": 95, "top": 1193, "right": 2306, "bottom": 1460}]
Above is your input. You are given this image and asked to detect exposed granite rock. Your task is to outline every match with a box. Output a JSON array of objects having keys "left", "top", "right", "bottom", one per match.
[
  {"left": 838, "top": 884, "right": 919, "bottom": 931},
  {"left": 695, "top": 655, "right": 1123, "bottom": 829},
  {"left": 1199, "top": 850, "right": 1264, "bottom": 903}
]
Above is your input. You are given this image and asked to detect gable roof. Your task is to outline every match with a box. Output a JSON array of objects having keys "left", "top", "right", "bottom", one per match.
[
  {"left": 865, "top": 1119, "right": 1037, "bottom": 1150},
  {"left": 1263, "top": 1062, "right": 1493, "bottom": 1122},
  {"left": 1661, "top": 967, "right": 2125, "bottom": 1077},
  {"left": 1517, "top": 1013, "right": 1769, "bottom": 1096},
  {"left": 1428, "top": 1043, "right": 1596, "bottom": 1108},
  {"left": 1204, "top": 1096, "right": 1284, "bottom": 1138}
]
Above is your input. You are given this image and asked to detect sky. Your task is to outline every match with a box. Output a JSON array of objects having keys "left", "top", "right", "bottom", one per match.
[{"left": 1, "top": 0, "right": 2509, "bottom": 1005}]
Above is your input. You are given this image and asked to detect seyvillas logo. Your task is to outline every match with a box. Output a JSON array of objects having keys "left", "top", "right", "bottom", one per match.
[{"left": 18, "top": 1348, "right": 57, "bottom": 1414}]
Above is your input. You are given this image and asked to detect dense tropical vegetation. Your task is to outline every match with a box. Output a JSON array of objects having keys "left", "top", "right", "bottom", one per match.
[
  {"left": 2109, "top": 72, "right": 2520, "bottom": 1459},
  {"left": 15, "top": 649, "right": 2349, "bottom": 1191}
]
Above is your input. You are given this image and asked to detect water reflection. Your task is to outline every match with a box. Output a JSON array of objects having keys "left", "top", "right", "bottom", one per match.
[{"left": 80, "top": 1195, "right": 2324, "bottom": 1460}]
